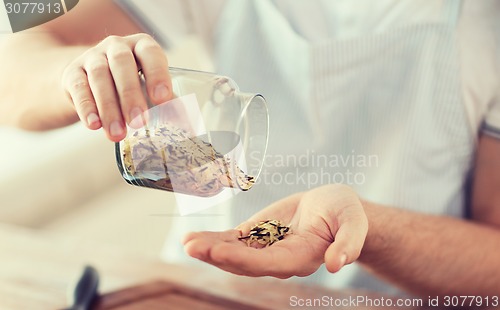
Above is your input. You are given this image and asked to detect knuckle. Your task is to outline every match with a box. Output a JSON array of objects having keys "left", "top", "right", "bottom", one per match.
[
  {"left": 107, "top": 49, "right": 133, "bottom": 63},
  {"left": 75, "top": 98, "right": 94, "bottom": 109},
  {"left": 144, "top": 67, "right": 168, "bottom": 83},
  {"left": 61, "top": 65, "right": 89, "bottom": 97},
  {"left": 62, "top": 68, "right": 82, "bottom": 87},
  {"left": 135, "top": 39, "right": 162, "bottom": 55},
  {"left": 118, "top": 84, "right": 141, "bottom": 101},
  {"left": 62, "top": 64, "right": 77, "bottom": 80},
  {"left": 137, "top": 33, "right": 154, "bottom": 42},
  {"left": 101, "top": 35, "right": 122, "bottom": 46},
  {"left": 100, "top": 98, "right": 118, "bottom": 109},
  {"left": 68, "top": 79, "right": 89, "bottom": 92},
  {"left": 61, "top": 70, "right": 71, "bottom": 84},
  {"left": 86, "top": 62, "right": 109, "bottom": 76}
]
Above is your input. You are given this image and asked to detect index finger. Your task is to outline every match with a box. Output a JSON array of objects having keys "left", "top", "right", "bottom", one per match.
[{"left": 131, "top": 34, "right": 173, "bottom": 104}]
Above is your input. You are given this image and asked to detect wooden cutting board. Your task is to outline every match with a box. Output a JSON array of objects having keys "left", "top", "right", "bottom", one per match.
[{"left": 94, "top": 281, "right": 270, "bottom": 310}]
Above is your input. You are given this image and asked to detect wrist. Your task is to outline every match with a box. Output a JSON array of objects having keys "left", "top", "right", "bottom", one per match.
[{"left": 358, "top": 199, "right": 386, "bottom": 264}]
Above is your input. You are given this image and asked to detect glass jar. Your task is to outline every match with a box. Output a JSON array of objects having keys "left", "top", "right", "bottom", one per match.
[{"left": 115, "top": 68, "right": 269, "bottom": 199}]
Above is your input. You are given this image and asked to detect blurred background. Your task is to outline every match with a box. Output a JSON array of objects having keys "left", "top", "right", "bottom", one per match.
[{"left": 0, "top": 36, "right": 213, "bottom": 258}]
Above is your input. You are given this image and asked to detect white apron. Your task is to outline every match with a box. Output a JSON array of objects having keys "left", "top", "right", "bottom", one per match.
[{"left": 162, "top": 0, "right": 474, "bottom": 295}]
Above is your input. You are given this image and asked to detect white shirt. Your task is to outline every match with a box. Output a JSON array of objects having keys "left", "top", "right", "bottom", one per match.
[
  {"left": 117, "top": 0, "right": 500, "bottom": 295},
  {"left": 118, "top": 0, "right": 500, "bottom": 137}
]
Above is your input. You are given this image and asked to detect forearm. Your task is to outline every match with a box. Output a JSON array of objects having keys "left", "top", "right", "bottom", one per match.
[
  {"left": 0, "top": 33, "right": 87, "bottom": 130},
  {"left": 0, "top": 0, "right": 145, "bottom": 131},
  {"left": 359, "top": 201, "right": 500, "bottom": 297}
]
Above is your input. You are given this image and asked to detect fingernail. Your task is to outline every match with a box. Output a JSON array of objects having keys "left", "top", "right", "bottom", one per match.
[
  {"left": 110, "top": 121, "right": 124, "bottom": 137},
  {"left": 129, "top": 107, "right": 145, "bottom": 128},
  {"left": 154, "top": 84, "right": 169, "bottom": 101},
  {"left": 340, "top": 254, "right": 347, "bottom": 267},
  {"left": 86, "top": 113, "right": 100, "bottom": 126}
]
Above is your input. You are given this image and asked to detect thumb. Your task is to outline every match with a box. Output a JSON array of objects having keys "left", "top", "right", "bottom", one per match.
[{"left": 324, "top": 209, "right": 368, "bottom": 273}]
